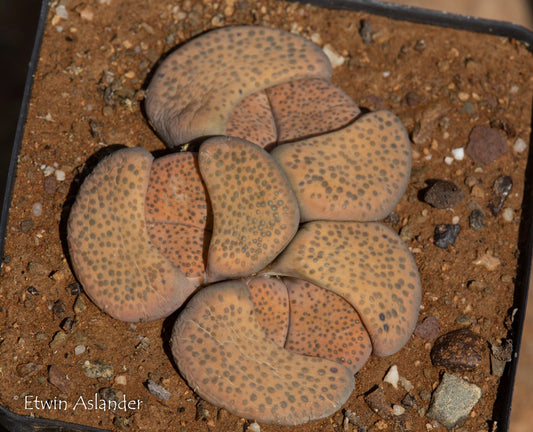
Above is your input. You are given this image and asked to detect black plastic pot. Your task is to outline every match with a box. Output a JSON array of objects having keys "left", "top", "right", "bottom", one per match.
[{"left": 0, "top": 1, "right": 531, "bottom": 431}]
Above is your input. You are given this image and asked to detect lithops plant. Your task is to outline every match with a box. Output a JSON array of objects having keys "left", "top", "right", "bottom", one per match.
[
  {"left": 271, "top": 110, "right": 412, "bottom": 222},
  {"left": 171, "top": 280, "right": 355, "bottom": 425},
  {"left": 67, "top": 147, "right": 196, "bottom": 322},
  {"left": 145, "top": 25, "right": 332, "bottom": 148},
  {"left": 226, "top": 78, "right": 361, "bottom": 149},
  {"left": 198, "top": 136, "right": 300, "bottom": 282},
  {"left": 67, "top": 23, "right": 422, "bottom": 428},
  {"left": 283, "top": 277, "right": 372, "bottom": 374},
  {"left": 268, "top": 221, "right": 421, "bottom": 357},
  {"left": 246, "top": 276, "right": 289, "bottom": 347},
  {"left": 145, "top": 151, "right": 211, "bottom": 286}
]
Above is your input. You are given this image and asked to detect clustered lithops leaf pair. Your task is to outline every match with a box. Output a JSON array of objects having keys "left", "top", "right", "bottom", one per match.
[{"left": 67, "top": 25, "right": 421, "bottom": 425}]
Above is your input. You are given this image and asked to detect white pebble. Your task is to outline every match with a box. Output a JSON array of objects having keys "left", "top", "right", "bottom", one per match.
[
  {"left": 55, "top": 170, "right": 66, "bottom": 182},
  {"left": 383, "top": 364, "right": 399, "bottom": 389},
  {"left": 32, "top": 203, "right": 42, "bottom": 217},
  {"left": 74, "top": 345, "right": 86, "bottom": 355},
  {"left": 451, "top": 147, "right": 464, "bottom": 160},
  {"left": 452, "top": 216, "right": 460, "bottom": 224},
  {"left": 510, "top": 85, "right": 519, "bottom": 94},
  {"left": 502, "top": 208, "right": 514, "bottom": 222},
  {"left": 513, "top": 137, "right": 527, "bottom": 153},
  {"left": 310, "top": 32, "right": 322, "bottom": 45},
  {"left": 247, "top": 422, "right": 261, "bottom": 432},
  {"left": 99, "top": 0, "right": 111, "bottom": 4},
  {"left": 393, "top": 404, "right": 406, "bottom": 416},
  {"left": 42, "top": 165, "right": 55, "bottom": 177},
  {"left": 322, "top": 44, "right": 345, "bottom": 68},
  {"left": 55, "top": 5, "right": 68, "bottom": 19},
  {"left": 115, "top": 375, "right": 127, "bottom": 385},
  {"left": 382, "top": 71, "right": 391, "bottom": 78},
  {"left": 444, "top": 156, "right": 454, "bottom": 165}
]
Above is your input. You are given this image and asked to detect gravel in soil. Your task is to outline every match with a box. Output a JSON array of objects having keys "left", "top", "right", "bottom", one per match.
[{"left": 1, "top": 1, "right": 532, "bottom": 431}]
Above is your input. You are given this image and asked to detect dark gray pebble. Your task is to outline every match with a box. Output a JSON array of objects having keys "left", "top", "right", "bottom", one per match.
[
  {"left": 145, "top": 379, "right": 171, "bottom": 401},
  {"left": 401, "top": 393, "right": 417, "bottom": 408},
  {"left": 27, "top": 286, "right": 39, "bottom": 296},
  {"left": 359, "top": 19, "right": 374, "bottom": 44},
  {"left": 430, "top": 328, "right": 485, "bottom": 371},
  {"left": 466, "top": 125, "right": 508, "bottom": 166},
  {"left": 196, "top": 398, "right": 212, "bottom": 421},
  {"left": 66, "top": 282, "right": 81, "bottom": 295},
  {"left": 52, "top": 300, "right": 66, "bottom": 319},
  {"left": 434, "top": 224, "right": 461, "bottom": 249},
  {"left": 426, "top": 372, "right": 482, "bottom": 429},
  {"left": 489, "top": 175, "right": 513, "bottom": 216},
  {"left": 414, "top": 316, "right": 441, "bottom": 342},
  {"left": 469, "top": 209, "right": 485, "bottom": 231},
  {"left": 423, "top": 180, "right": 464, "bottom": 209},
  {"left": 60, "top": 317, "right": 75, "bottom": 332}
]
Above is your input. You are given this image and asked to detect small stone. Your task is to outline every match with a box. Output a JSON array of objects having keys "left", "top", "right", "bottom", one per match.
[
  {"left": 469, "top": 209, "right": 485, "bottom": 231},
  {"left": 52, "top": 300, "right": 66, "bottom": 319},
  {"left": 490, "top": 339, "right": 512, "bottom": 377},
  {"left": 74, "top": 345, "right": 86, "bottom": 355},
  {"left": 44, "top": 176, "right": 57, "bottom": 194},
  {"left": 412, "top": 105, "right": 449, "bottom": 145},
  {"left": 20, "top": 219, "right": 34, "bottom": 234},
  {"left": 99, "top": 387, "right": 121, "bottom": 404},
  {"left": 27, "top": 286, "right": 39, "bottom": 296},
  {"left": 115, "top": 375, "right": 127, "bottom": 385},
  {"left": 423, "top": 180, "right": 464, "bottom": 209},
  {"left": 195, "top": 398, "right": 211, "bottom": 420},
  {"left": 343, "top": 409, "right": 365, "bottom": 431},
  {"left": 513, "top": 137, "right": 527, "bottom": 153},
  {"left": 82, "top": 360, "right": 114, "bottom": 379},
  {"left": 451, "top": 147, "right": 464, "bottom": 161},
  {"left": 489, "top": 175, "right": 513, "bottom": 216},
  {"left": 89, "top": 119, "right": 104, "bottom": 138},
  {"left": 49, "top": 331, "right": 69, "bottom": 349},
  {"left": 405, "top": 91, "right": 422, "bottom": 107},
  {"left": 48, "top": 365, "right": 70, "bottom": 393},
  {"left": 383, "top": 365, "right": 399, "bottom": 389},
  {"left": 136, "top": 337, "right": 151, "bottom": 351},
  {"left": 55, "top": 170, "right": 65, "bottom": 181},
  {"left": 66, "top": 282, "right": 81, "bottom": 295},
  {"left": 322, "top": 44, "right": 345, "bottom": 68},
  {"left": 145, "top": 379, "right": 171, "bottom": 401},
  {"left": 399, "top": 225, "right": 413, "bottom": 242},
  {"left": 466, "top": 126, "right": 508, "bottom": 166},
  {"left": 502, "top": 208, "right": 514, "bottom": 222},
  {"left": 73, "top": 295, "right": 87, "bottom": 313},
  {"left": 392, "top": 405, "right": 405, "bottom": 416},
  {"left": 60, "top": 317, "right": 75, "bottom": 332},
  {"left": 414, "top": 316, "right": 441, "bottom": 341},
  {"left": 401, "top": 393, "right": 417, "bottom": 408},
  {"left": 454, "top": 314, "right": 475, "bottom": 327},
  {"left": 426, "top": 373, "right": 482, "bottom": 429},
  {"left": 430, "top": 328, "right": 485, "bottom": 371},
  {"left": 247, "top": 421, "right": 261, "bottom": 432},
  {"left": 55, "top": 5, "right": 68, "bottom": 19},
  {"left": 113, "top": 416, "right": 130, "bottom": 430},
  {"left": 16, "top": 362, "right": 42, "bottom": 377},
  {"left": 473, "top": 252, "right": 500, "bottom": 270},
  {"left": 414, "top": 39, "right": 426, "bottom": 52},
  {"left": 433, "top": 224, "right": 461, "bottom": 249},
  {"left": 364, "top": 386, "right": 393, "bottom": 420},
  {"left": 398, "top": 376, "right": 414, "bottom": 393},
  {"left": 359, "top": 19, "right": 374, "bottom": 44},
  {"left": 462, "top": 102, "right": 476, "bottom": 114},
  {"left": 32, "top": 203, "right": 43, "bottom": 217}
]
